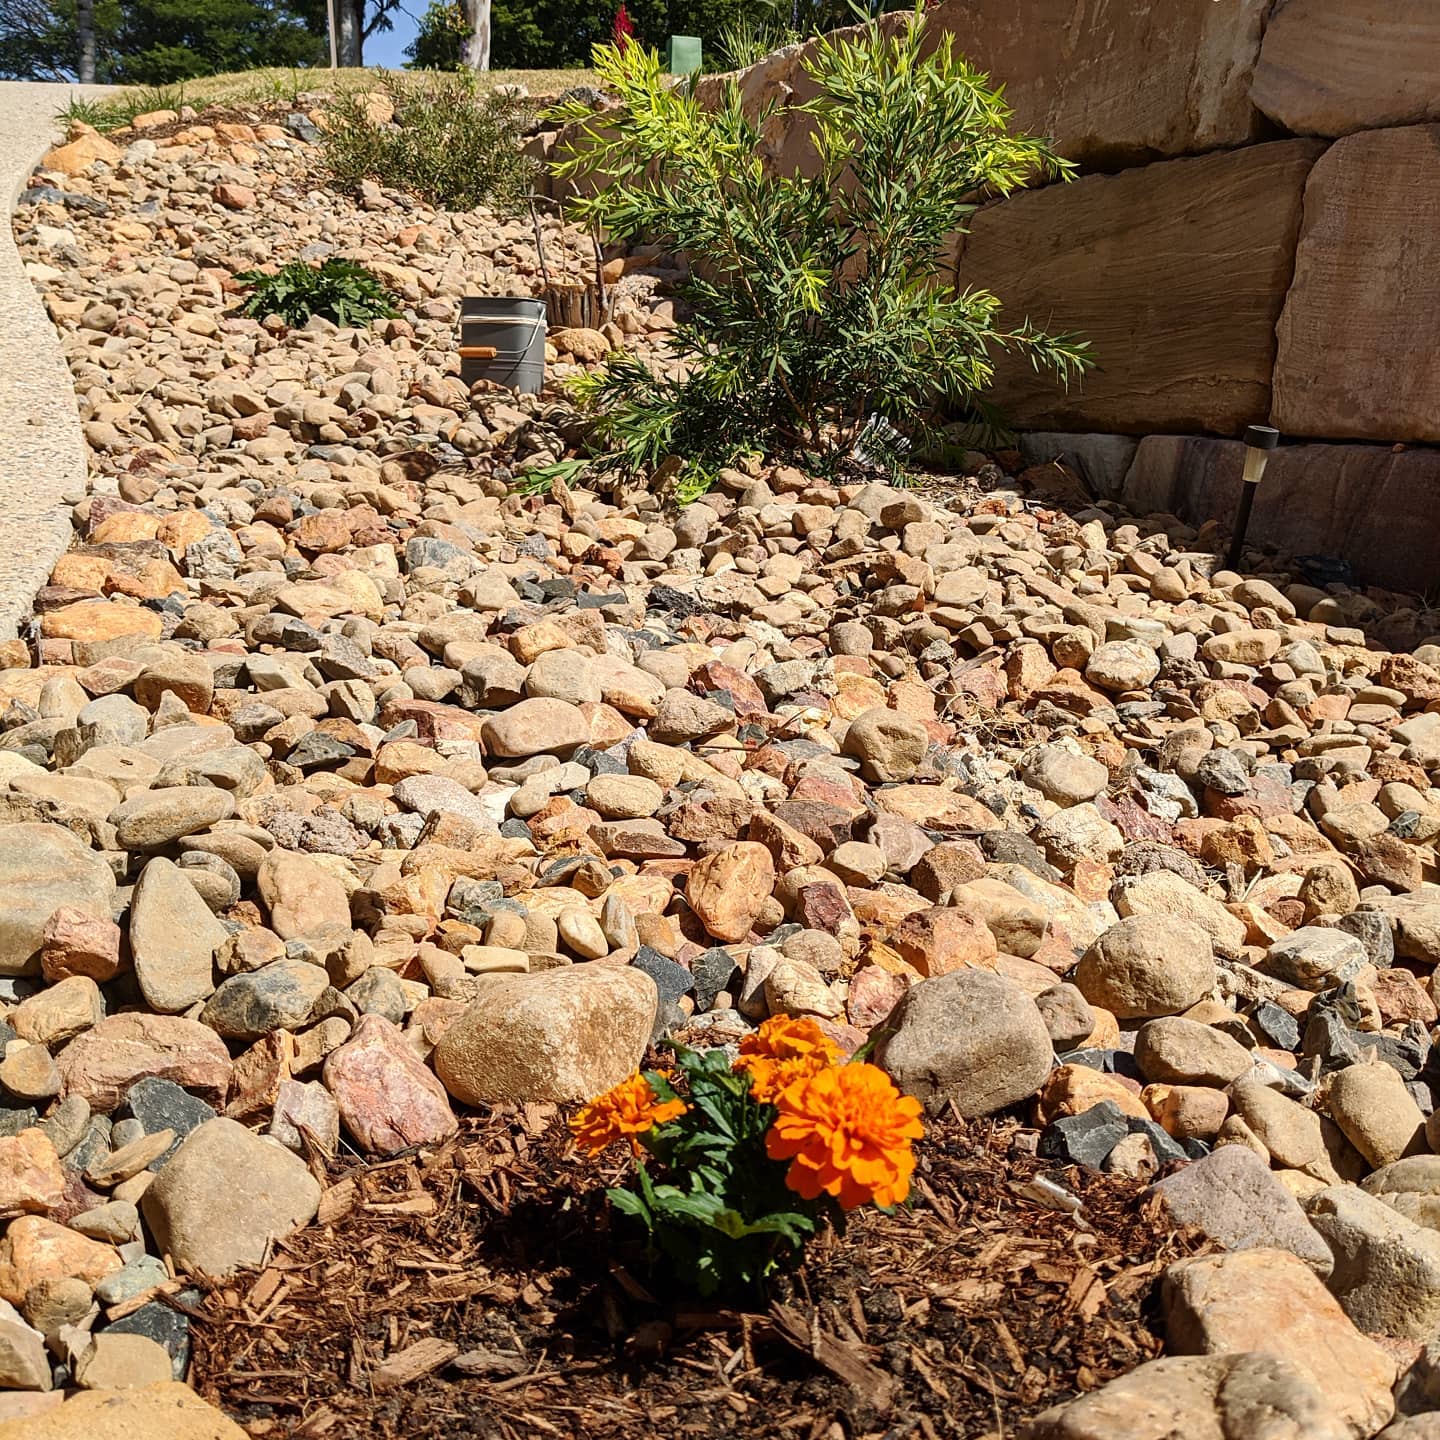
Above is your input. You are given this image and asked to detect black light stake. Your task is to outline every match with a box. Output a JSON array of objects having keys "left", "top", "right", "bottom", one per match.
[{"left": 1225, "top": 425, "right": 1280, "bottom": 572}]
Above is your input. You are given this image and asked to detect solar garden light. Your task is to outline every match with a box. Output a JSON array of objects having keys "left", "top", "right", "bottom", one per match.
[{"left": 1224, "top": 424, "right": 1280, "bottom": 572}]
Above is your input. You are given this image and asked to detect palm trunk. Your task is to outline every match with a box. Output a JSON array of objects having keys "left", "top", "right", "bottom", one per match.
[
  {"left": 76, "top": 0, "right": 96, "bottom": 82},
  {"left": 337, "top": 0, "right": 363, "bottom": 66},
  {"left": 463, "top": 0, "right": 491, "bottom": 71}
]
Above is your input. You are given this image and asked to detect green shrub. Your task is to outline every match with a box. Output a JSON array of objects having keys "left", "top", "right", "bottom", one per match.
[
  {"left": 714, "top": 14, "right": 801, "bottom": 70},
  {"left": 321, "top": 73, "right": 538, "bottom": 211},
  {"left": 233, "top": 258, "right": 399, "bottom": 328},
  {"left": 552, "top": 6, "right": 1092, "bottom": 496},
  {"left": 59, "top": 84, "right": 189, "bottom": 135}
]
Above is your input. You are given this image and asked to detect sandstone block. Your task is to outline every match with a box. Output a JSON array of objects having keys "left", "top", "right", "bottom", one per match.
[
  {"left": 962, "top": 141, "right": 1324, "bottom": 434},
  {"left": 1273, "top": 127, "right": 1440, "bottom": 443},
  {"left": 1251, "top": 0, "right": 1440, "bottom": 138},
  {"left": 1121, "top": 434, "right": 1440, "bottom": 593}
]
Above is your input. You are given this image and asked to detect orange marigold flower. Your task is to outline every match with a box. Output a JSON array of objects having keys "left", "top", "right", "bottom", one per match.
[
  {"left": 570, "top": 1073, "right": 687, "bottom": 1156},
  {"left": 765, "top": 1062, "right": 925, "bottom": 1210},
  {"left": 734, "top": 1015, "right": 842, "bottom": 1104}
]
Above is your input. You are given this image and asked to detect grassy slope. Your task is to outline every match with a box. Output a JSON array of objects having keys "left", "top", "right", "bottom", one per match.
[{"left": 62, "top": 66, "right": 594, "bottom": 132}]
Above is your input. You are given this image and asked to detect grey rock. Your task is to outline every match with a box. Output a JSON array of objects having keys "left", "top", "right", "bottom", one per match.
[
  {"left": 344, "top": 965, "right": 408, "bottom": 1023},
  {"left": 876, "top": 970, "right": 1053, "bottom": 1117},
  {"left": 200, "top": 959, "right": 331, "bottom": 1040},
  {"left": 1151, "top": 1146, "right": 1333, "bottom": 1274},
  {"left": 1266, "top": 927, "right": 1369, "bottom": 991},
  {"left": 1305, "top": 1185, "right": 1440, "bottom": 1340},
  {"left": 94, "top": 1253, "right": 169, "bottom": 1307},
  {"left": 117, "top": 1078, "right": 216, "bottom": 1170}
]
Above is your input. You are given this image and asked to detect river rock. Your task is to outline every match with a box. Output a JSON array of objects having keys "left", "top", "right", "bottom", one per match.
[
  {"left": 434, "top": 965, "right": 658, "bottom": 1104},
  {"left": 141, "top": 1118, "right": 321, "bottom": 1279},
  {"left": 129, "top": 858, "right": 226, "bottom": 1014},
  {"left": 876, "top": 970, "right": 1053, "bottom": 1116},
  {"left": 0, "top": 825, "right": 115, "bottom": 977}
]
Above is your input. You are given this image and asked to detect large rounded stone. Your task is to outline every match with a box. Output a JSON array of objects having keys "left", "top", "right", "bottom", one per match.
[
  {"left": 129, "top": 858, "right": 226, "bottom": 1014},
  {"left": 875, "top": 970, "right": 1053, "bottom": 1116},
  {"left": 1323, "top": 1061, "right": 1427, "bottom": 1168},
  {"left": 256, "top": 851, "right": 352, "bottom": 940},
  {"left": 1023, "top": 1352, "right": 1348, "bottom": 1440},
  {"left": 0, "top": 1380, "right": 248, "bottom": 1436},
  {"left": 1022, "top": 744, "right": 1110, "bottom": 806},
  {"left": 1304, "top": 1185, "right": 1440, "bottom": 1342},
  {"left": 1162, "top": 1248, "right": 1397, "bottom": 1438},
  {"left": 686, "top": 841, "right": 776, "bottom": 943},
  {"left": 842, "top": 707, "right": 929, "bottom": 783},
  {"left": 141, "top": 1118, "right": 320, "bottom": 1279},
  {"left": 1265, "top": 927, "right": 1368, "bottom": 992},
  {"left": 1075, "top": 915, "right": 1216, "bottom": 1019},
  {"left": 480, "top": 698, "right": 590, "bottom": 758},
  {"left": 434, "top": 965, "right": 658, "bottom": 1104},
  {"left": 199, "top": 960, "right": 330, "bottom": 1041},
  {"left": 108, "top": 786, "right": 234, "bottom": 849},
  {"left": 55, "top": 1014, "right": 232, "bottom": 1114},
  {"left": 0, "top": 1217, "right": 120, "bottom": 1306},
  {"left": 1134, "top": 1016, "right": 1253, "bottom": 1087},
  {"left": 0, "top": 824, "right": 115, "bottom": 977},
  {"left": 1084, "top": 640, "right": 1160, "bottom": 692}
]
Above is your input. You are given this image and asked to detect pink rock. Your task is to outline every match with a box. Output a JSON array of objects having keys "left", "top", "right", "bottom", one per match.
[
  {"left": 213, "top": 182, "right": 256, "bottom": 209},
  {"left": 0, "top": 1130, "right": 64, "bottom": 1218},
  {"left": 55, "top": 1013, "right": 232, "bottom": 1113},
  {"left": 815, "top": 1017, "right": 868, "bottom": 1058},
  {"left": 847, "top": 965, "right": 910, "bottom": 1031},
  {"left": 323, "top": 1015, "right": 458, "bottom": 1154},
  {"left": 41, "top": 906, "right": 122, "bottom": 983},
  {"left": 0, "top": 1217, "right": 121, "bottom": 1305}
]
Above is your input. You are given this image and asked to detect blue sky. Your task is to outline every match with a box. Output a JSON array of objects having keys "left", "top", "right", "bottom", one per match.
[{"left": 367, "top": 6, "right": 423, "bottom": 67}]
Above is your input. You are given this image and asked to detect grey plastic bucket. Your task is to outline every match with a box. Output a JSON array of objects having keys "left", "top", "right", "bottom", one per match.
[{"left": 460, "top": 296, "right": 547, "bottom": 394}]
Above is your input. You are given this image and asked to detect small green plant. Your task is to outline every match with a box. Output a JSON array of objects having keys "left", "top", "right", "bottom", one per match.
[
  {"left": 714, "top": 14, "right": 801, "bottom": 70},
  {"left": 58, "top": 83, "right": 189, "bottom": 135},
  {"left": 233, "top": 259, "right": 399, "bottom": 328},
  {"left": 322, "top": 73, "right": 538, "bottom": 211},
  {"left": 572, "top": 1017, "right": 923, "bottom": 1298},
  {"left": 552, "top": 6, "right": 1091, "bottom": 495}
]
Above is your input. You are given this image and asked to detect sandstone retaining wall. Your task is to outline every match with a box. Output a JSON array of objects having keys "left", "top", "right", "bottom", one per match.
[
  {"left": 657, "top": 0, "right": 1440, "bottom": 590},
  {"left": 680, "top": 0, "right": 1440, "bottom": 448}
]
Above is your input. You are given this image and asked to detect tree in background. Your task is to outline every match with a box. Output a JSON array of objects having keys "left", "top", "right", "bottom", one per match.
[
  {"left": 405, "top": 0, "right": 891, "bottom": 72},
  {"left": 114, "top": 0, "right": 329, "bottom": 80},
  {"left": 0, "top": 0, "right": 409, "bottom": 80},
  {"left": 462, "top": 0, "right": 490, "bottom": 71},
  {"left": 405, "top": 0, "right": 467, "bottom": 68},
  {"left": 332, "top": 0, "right": 404, "bottom": 67},
  {"left": 405, "top": 0, "right": 469, "bottom": 69}
]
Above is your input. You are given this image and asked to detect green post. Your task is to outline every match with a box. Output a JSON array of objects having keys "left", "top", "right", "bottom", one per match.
[{"left": 666, "top": 34, "right": 703, "bottom": 73}]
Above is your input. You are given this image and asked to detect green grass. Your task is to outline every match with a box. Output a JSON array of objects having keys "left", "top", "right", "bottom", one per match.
[{"left": 58, "top": 66, "right": 594, "bottom": 133}]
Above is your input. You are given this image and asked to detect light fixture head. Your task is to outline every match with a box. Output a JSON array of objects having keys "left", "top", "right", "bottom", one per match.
[{"left": 1242, "top": 424, "right": 1279, "bottom": 484}]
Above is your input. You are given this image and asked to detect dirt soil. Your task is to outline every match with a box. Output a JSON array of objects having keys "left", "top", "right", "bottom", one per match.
[{"left": 188, "top": 1106, "right": 1212, "bottom": 1440}]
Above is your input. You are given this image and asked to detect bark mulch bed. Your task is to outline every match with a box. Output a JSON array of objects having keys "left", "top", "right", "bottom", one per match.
[{"left": 189, "top": 1108, "right": 1211, "bottom": 1440}]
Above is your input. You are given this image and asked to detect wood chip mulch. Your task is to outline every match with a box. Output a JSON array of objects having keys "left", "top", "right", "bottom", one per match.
[{"left": 188, "top": 1108, "right": 1212, "bottom": 1440}]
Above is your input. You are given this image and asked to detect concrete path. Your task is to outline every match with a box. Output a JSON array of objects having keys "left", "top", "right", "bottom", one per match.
[{"left": 0, "top": 81, "right": 115, "bottom": 641}]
